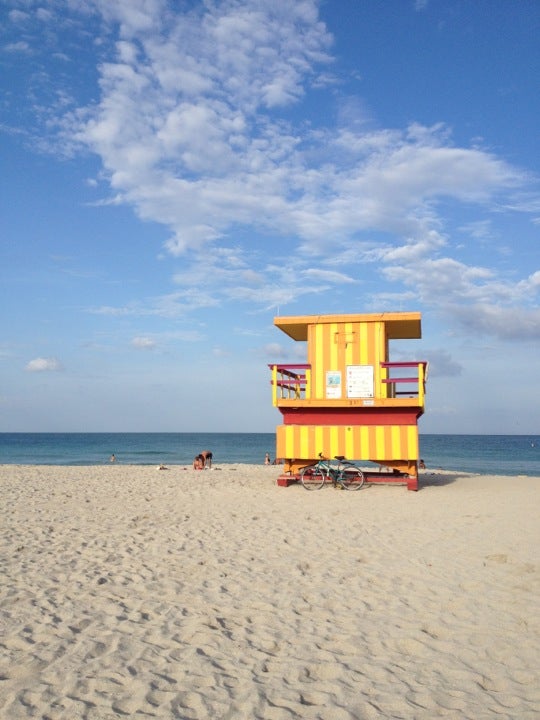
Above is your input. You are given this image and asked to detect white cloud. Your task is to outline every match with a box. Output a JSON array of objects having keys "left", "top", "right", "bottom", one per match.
[
  {"left": 65, "top": 4, "right": 530, "bottom": 274},
  {"left": 260, "top": 341, "right": 307, "bottom": 362},
  {"left": 377, "top": 251, "right": 540, "bottom": 340},
  {"left": 302, "top": 268, "right": 356, "bottom": 283},
  {"left": 459, "top": 220, "right": 493, "bottom": 240},
  {"left": 5, "top": 0, "right": 540, "bottom": 347},
  {"left": 452, "top": 305, "right": 540, "bottom": 340},
  {"left": 26, "top": 357, "right": 64, "bottom": 372},
  {"left": 131, "top": 336, "right": 156, "bottom": 350},
  {"left": 36, "top": 8, "right": 53, "bottom": 22},
  {"left": 8, "top": 9, "right": 29, "bottom": 23},
  {"left": 90, "top": 288, "right": 221, "bottom": 318},
  {"left": 4, "top": 40, "right": 31, "bottom": 52},
  {"left": 59, "top": 1, "right": 334, "bottom": 251}
]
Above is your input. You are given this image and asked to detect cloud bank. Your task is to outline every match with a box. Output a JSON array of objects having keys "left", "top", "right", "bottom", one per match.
[{"left": 6, "top": 0, "right": 540, "bottom": 342}]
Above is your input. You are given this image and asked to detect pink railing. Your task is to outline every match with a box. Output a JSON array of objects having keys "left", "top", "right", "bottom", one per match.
[
  {"left": 269, "top": 364, "right": 310, "bottom": 404},
  {"left": 269, "top": 361, "right": 427, "bottom": 404},
  {"left": 380, "top": 361, "right": 428, "bottom": 403}
]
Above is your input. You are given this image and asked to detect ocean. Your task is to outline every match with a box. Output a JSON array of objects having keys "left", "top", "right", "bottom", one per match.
[{"left": 0, "top": 433, "right": 539, "bottom": 477}]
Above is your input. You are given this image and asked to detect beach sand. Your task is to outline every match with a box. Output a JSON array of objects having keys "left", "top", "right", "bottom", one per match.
[{"left": 0, "top": 464, "right": 538, "bottom": 719}]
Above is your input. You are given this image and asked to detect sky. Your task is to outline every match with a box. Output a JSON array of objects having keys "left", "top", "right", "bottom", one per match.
[{"left": 1, "top": 0, "right": 539, "bottom": 434}]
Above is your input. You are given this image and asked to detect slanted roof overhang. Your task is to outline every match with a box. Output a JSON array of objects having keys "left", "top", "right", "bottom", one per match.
[{"left": 274, "top": 312, "right": 422, "bottom": 341}]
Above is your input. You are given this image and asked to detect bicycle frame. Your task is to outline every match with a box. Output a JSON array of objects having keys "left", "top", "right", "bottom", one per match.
[{"left": 299, "top": 453, "right": 365, "bottom": 491}]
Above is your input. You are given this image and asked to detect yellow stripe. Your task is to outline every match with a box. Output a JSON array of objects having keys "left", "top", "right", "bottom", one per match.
[
  {"left": 372, "top": 323, "right": 380, "bottom": 395},
  {"left": 276, "top": 426, "right": 286, "bottom": 457},
  {"left": 378, "top": 325, "right": 383, "bottom": 362},
  {"left": 322, "top": 325, "right": 330, "bottom": 380},
  {"left": 283, "top": 427, "right": 290, "bottom": 458},
  {"left": 313, "top": 324, "right": 324, "bottom": 398},
  {"left": 294, "top": 426, "right": 302, "bottom": 458}
]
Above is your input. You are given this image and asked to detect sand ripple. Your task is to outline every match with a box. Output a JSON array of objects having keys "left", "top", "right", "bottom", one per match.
[{"left": 0, "top": 464, "right": 539, "bottom": 719}]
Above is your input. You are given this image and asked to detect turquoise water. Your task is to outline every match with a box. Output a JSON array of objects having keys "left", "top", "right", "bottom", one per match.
[{"left": 0, "top": 433, "right": 539, "bottom": 476}]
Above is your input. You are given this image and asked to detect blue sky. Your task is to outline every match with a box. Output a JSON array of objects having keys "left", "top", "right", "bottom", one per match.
[{"left": 1, "top": 0, "right": 539, "bottom": 434}]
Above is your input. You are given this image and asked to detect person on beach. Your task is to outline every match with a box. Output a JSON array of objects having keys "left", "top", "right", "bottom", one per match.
[
  {"left": 193, "top": 455, "right": 204, "bottom": 470},
  {"left": 200, "top": 450, "right": 213, "bottom": 468},
  {"left": 264, "top": 453, "right": 271, "bottom": 465},
  {"left": 109, "top": 454, "right": 116, "bottom": 463}
]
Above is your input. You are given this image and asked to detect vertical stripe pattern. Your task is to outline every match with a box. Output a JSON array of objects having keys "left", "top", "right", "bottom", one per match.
[
  {"left": 276, "top": 424, "right": 419, "bottom": 462},
  {"left": 310, "top": 320, "right": 385, "bottom": 399}
]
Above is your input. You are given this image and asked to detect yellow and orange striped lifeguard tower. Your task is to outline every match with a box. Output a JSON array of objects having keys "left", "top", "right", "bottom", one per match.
[{"left": 269, "top": 312, "right": 427, "bottom": 490}]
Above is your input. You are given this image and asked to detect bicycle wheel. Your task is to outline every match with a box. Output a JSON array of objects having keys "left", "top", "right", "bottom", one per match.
[
  {"left": 338, "top": 465, "right": 365, "bottom": 490},
  {"left": 299, "top": 465, "right": 327, "bottom": 490}
]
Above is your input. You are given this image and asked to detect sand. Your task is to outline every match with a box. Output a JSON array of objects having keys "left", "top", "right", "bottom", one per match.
[{"left": 0, "top": 464, "right": 538, "bottom": 720}]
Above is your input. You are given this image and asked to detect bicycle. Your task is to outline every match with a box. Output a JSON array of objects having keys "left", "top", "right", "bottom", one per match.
[{"left": 299, "top": 453, "right": 365, "bottom": 491}]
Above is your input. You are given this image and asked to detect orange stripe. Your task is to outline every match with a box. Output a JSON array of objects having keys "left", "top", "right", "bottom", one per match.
[{"left": 313, "top": 324, "right": 324, "bottom": 398}]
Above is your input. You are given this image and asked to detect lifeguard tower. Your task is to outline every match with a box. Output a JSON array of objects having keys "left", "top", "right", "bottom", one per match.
[{"left": 269, "top": 312, "right": 427, "bottom": 490}]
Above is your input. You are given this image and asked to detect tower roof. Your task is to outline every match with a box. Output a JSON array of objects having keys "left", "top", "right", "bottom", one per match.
[{"left": 274, "top": 312, "right": 422, "bottom": 341}]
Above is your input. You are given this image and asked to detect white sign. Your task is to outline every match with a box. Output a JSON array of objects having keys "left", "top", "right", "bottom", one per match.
[
  {"left": 326, "top": 371, "right": 342, "bottom": 399},
  {"left": 346, "top": 365, "right": 374, "bottom": 398}
]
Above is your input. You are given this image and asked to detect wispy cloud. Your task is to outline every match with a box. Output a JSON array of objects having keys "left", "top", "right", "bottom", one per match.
[
  {"left": 451, "top": 304, "right": 540, "bottom": 341},
  {"left": 423, "top": 349, "right": 462, "bottom": 378},
  {"left": 4, "top": 40, "right": 31, "bottom": 52}
]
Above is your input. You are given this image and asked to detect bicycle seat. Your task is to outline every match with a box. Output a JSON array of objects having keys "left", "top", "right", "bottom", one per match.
[{"left": 334, "top": 455, "right": 345, "bottom": 461}]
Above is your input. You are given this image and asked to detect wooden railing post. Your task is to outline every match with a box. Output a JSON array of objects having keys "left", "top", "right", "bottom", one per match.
[{"left": 418, "top": 362, "right": 425, "bottom": 407}]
